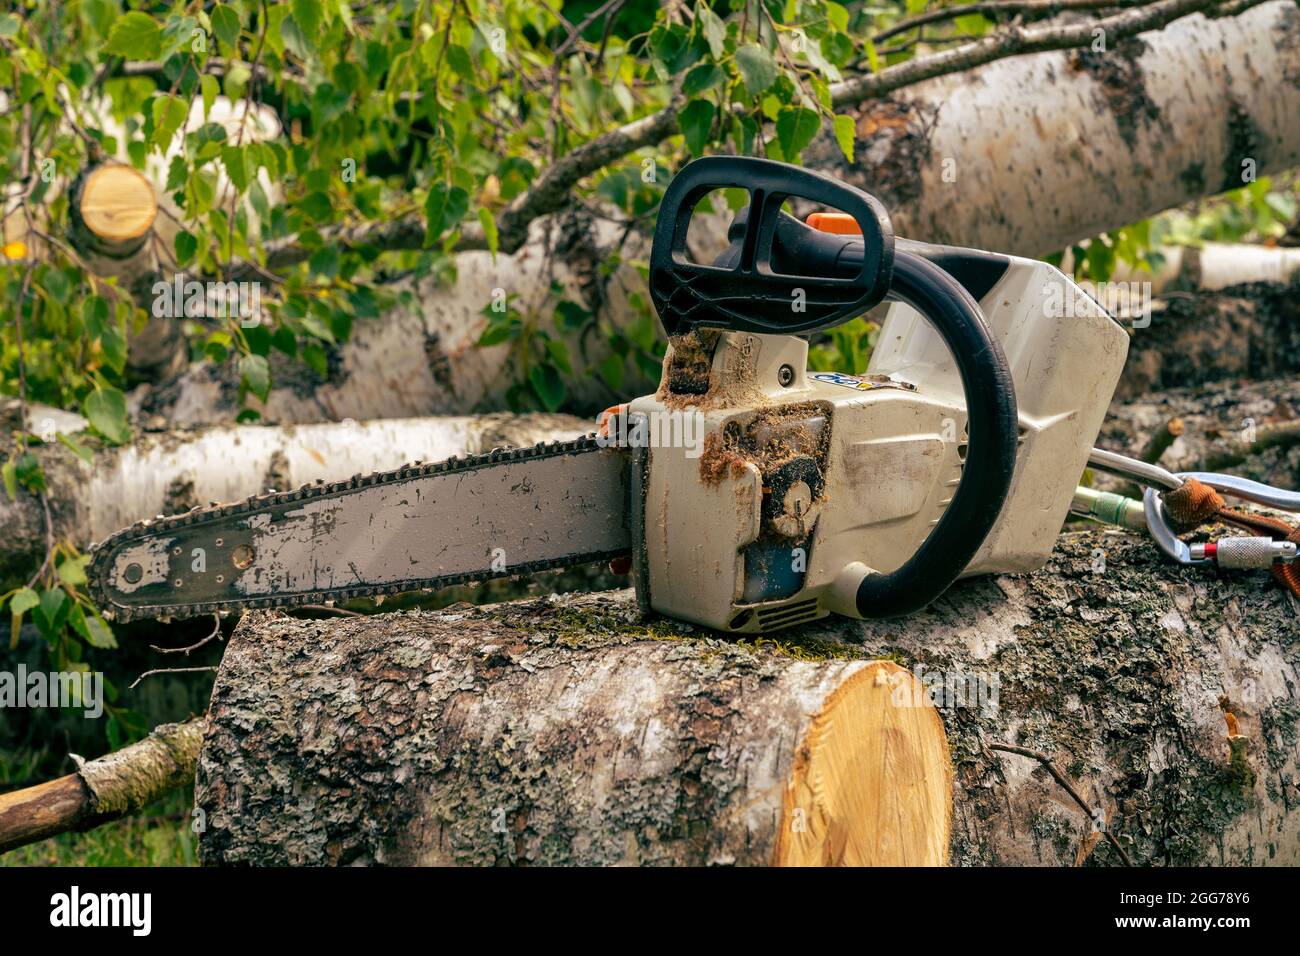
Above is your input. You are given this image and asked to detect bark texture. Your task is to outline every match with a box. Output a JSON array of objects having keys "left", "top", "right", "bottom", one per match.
[
  {"left": 197, "top": 521, "right": 1300, "bottom": 866},
  {"left": 1107, "top": 241, "right": 1300, "bottom": 293},
  {"left": 1117, "top": 277, "right": 1300, "bottom": 399},
  {"left": 1099, "top": 376, "right": 1300, "bottom": 490},
  {"left": 819, "top": 3, "right": 1300, "bottom": 256}
]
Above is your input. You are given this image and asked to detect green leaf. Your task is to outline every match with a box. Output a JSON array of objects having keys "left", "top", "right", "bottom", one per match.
[
  {"left": 447, "top": 44, "right": 474, "bottom": 80},
  {"left": 291, "top": 0, "right": 325, "bottom": 36},
  {"left": 545, "top": 339, "right": 572, "bottom": 375},
  {"left": 477, "top": 318, "right": 515, "bottom": 347},
  {"left": 280, "top": 14, "right": 312, "bottom": 58},
  {"left": 174, "top": 230, "right": 198, "bottom": 266},
  {"left": 478, "top": 207, "right": 499, "bottom": 258},
  {"left": 221, "top": 145, "right": 249, "bottom": 193},
  {"left": 57, "top": 432, "right": 94, "bottom": 465},
  {"left": 678, "top": 99, "right": 716, "bottom": 157},
  {"left": 443, "top": 187, "right": 469, "bottom": 235},
  {"left": 10, "top": 588, "right": 39, "bottom": 617},
  {"left": 955, "top": 13, "right": 991, "bottom": 36},
  {"left": 240, "top": 353, "right": 271, "bottom": 402},
  {"left": 200, "top": 74, "right": 220, "bottom": 117},
  {"left": 83, "top": 386, "right": 131, "bottom": 445},
  {"left": 863, "top": 38, "right": 880, "bottom": 74},
  {"left": 34, "top": 588, "right": 70, "bottom": 639},
  {"left": 2, "top": 461, "right": 15, "bottom": 501},
  {"left": 423, "top": 184, "right": 469, "bottom": 243},
  {"left": 735, "top": 44, "right": 777, "bottom": 96},
  {"left": 9, "top": 587, "right": 39, "bottom": 648},
  {"left": 14, "top": 453, "right": 45, "bottom": 494},
  {"left": 69, "top": 603, "right": 117, "bottom": 649},
  {"left": 682, "top": 63, "right": 724, "bottom": 97},
  {"left": 696, "top": 3, "right": 726, "bottom": 59},
  {"left": 833, "top": 114, "right": 856, "bottom": 163},
  {"left": 555, "top": 300, "right": 591, "bottom": 330},
  {"left": 825, "top": 2, "right": 850, "bottom": 32},
  {"left": 597, "top": 353, "right": 625, "bottom": 392},
  {"left": 57, "top": 554, "right": 90, "bottom": 588},
  {"left": 210, "top": 4, "right": 241, "bottom": 47},
  {"left": 83, "top": 607, "right": 118, "bottom": 649},
  {"left": 106, "top": 12, "right": 162, "bottom": 60},
  {"left": 529, "top": 364, "right": 566, "bottom": 412},
  {"left": 151, "top": 95, "right": 189, "bottom": 147},
  {"left": 166, "top": 154, "right": 188, "bottom": 191},
  {"left": 299, "top": 191, "right": 333, "bottom": 222},
  {"left": 775, "top": 107, "right": 821, "bottom": 163},
  {"left": 308, "top": 245, "right": 340, "bottom": 278}
]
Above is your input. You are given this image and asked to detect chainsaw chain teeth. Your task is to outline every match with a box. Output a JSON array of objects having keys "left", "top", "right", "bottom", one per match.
[{"left": 87, "top": 434, "right": 619, "bottom": 623}]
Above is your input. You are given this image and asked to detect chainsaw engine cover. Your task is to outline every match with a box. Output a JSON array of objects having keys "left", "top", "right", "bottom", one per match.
[{"left": 628, "top": 249, "right": 1128, "bottom": 633}]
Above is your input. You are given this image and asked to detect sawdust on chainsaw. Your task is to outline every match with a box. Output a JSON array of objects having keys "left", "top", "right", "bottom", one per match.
[
  {"left": 656, "top": 329, "right": 769, "bottom": 412},
  {"left": 698, "top": 431, "right": 752, "bottom": 485},
  {"left": 698, "top": 402, "right": 832, "bottom": 488}
]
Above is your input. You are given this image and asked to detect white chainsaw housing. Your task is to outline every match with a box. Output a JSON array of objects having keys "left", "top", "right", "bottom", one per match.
[{"left": 627, "top": 253, "right": 1129, "bottom": 632}]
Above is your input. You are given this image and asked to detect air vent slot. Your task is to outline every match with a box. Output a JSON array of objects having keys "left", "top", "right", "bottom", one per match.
[{"left": 755, "top": 597, "right": 819, "bottom": 631}]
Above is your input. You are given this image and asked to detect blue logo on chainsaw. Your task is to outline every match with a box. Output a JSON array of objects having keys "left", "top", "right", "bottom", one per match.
[{"left": 810, "top": 371, "right": 882, "bottom": 391}]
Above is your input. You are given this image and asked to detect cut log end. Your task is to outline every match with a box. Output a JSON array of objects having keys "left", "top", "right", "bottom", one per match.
[
  {"left": 777, "top": 661, "right": 951, "bottom": 866},
  {"left": 76, "top": 163, "right": 157, "bottom": 249},
  {"left": 196, "top": 608, "right": 953, "bottom": 866}
]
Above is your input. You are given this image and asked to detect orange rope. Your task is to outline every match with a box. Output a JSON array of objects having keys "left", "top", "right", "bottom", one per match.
[{"left": 1162, "top": 478, "right": 1300, "bottom": 597}]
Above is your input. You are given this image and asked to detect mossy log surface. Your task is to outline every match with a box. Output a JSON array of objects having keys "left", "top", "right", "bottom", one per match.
[{"left": 197, "top": 524, "right": 1299, "bottom": 867}]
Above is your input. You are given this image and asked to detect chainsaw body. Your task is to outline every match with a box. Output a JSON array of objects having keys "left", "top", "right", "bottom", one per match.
[{"left": 630, "top": 160, "right": 1129, "bottom": 633}]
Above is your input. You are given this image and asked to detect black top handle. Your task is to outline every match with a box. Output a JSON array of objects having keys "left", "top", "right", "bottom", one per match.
[{"left": 649, "top": 156, "right": 894, "bottom": 337}]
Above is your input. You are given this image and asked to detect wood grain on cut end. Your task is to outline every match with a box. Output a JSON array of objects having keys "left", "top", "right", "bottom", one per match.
[
  {"left": 776, "top": 660, "right": 951, "bottom": 867},
  {"left": 79, "top": 163, "right": 157, "bottom": 242}
]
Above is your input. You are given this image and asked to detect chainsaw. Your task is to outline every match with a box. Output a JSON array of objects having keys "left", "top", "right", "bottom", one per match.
[{"left": 87, "top": 157, "right": 1299, "bottom": 632}]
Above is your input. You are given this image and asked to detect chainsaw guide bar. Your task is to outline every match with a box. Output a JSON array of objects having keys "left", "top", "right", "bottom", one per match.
[{"left": 88, "top": 436, "right": 632, "bottom": 622}]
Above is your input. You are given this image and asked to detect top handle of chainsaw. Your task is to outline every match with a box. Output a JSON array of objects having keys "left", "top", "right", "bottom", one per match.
[{"left": 649, "top": 155, "right": 894, "bottom": 337}]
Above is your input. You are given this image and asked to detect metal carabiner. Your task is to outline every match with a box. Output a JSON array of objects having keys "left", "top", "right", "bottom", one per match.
[
  {"left": 1087, "top": 449, "right": 1300, "bottom": 568},
  {"left": 1142, "top": 476, "right": 1299, "bottom": 568}
]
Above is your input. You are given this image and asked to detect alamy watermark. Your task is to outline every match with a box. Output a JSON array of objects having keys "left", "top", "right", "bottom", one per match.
[
  {"left": 596, "top": 407, "right": 705, "bottom": 459},
  {"left": 1043, "top": 279, "right": 1152, "bottom": 329},
  {"left": 50, "top": 886, "right": 150, "bottom": 936},
  {"left": 0, "top": 666, "right": 102, "bottom": 718},
  {"left": 151, "top": 274, "right": 262, "bottom": 327},
  {"left": 892, "top": 663, "right": 1000, "bottom": 718}
]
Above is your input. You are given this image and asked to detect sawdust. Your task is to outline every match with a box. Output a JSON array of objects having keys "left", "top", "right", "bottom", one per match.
[
  {"left": 657, "top": 330, "right": 718, "bottom": 407},
  {"left": 698, "top": 402, "right": 832, "bottom": 490},
  {"left": 698, "top": 431, "right": 751, "bottom": 486}
]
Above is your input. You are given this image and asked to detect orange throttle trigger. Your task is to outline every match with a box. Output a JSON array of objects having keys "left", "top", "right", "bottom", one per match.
[
  {"left": 805, "top": 212, "right": 863, "bottom": 235},
  {"left": 597, "top": 403, "right": 628, "bottom": 437}
]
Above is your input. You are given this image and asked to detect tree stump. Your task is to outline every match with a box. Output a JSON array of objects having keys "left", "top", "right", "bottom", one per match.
[{"left": 69, "top": 162, "right": 157, "bottom": 259}]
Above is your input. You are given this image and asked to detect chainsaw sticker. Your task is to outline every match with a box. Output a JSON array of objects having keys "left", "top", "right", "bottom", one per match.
[{"left": 810, "top": 371, "right": 889, "bottom": 391}]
